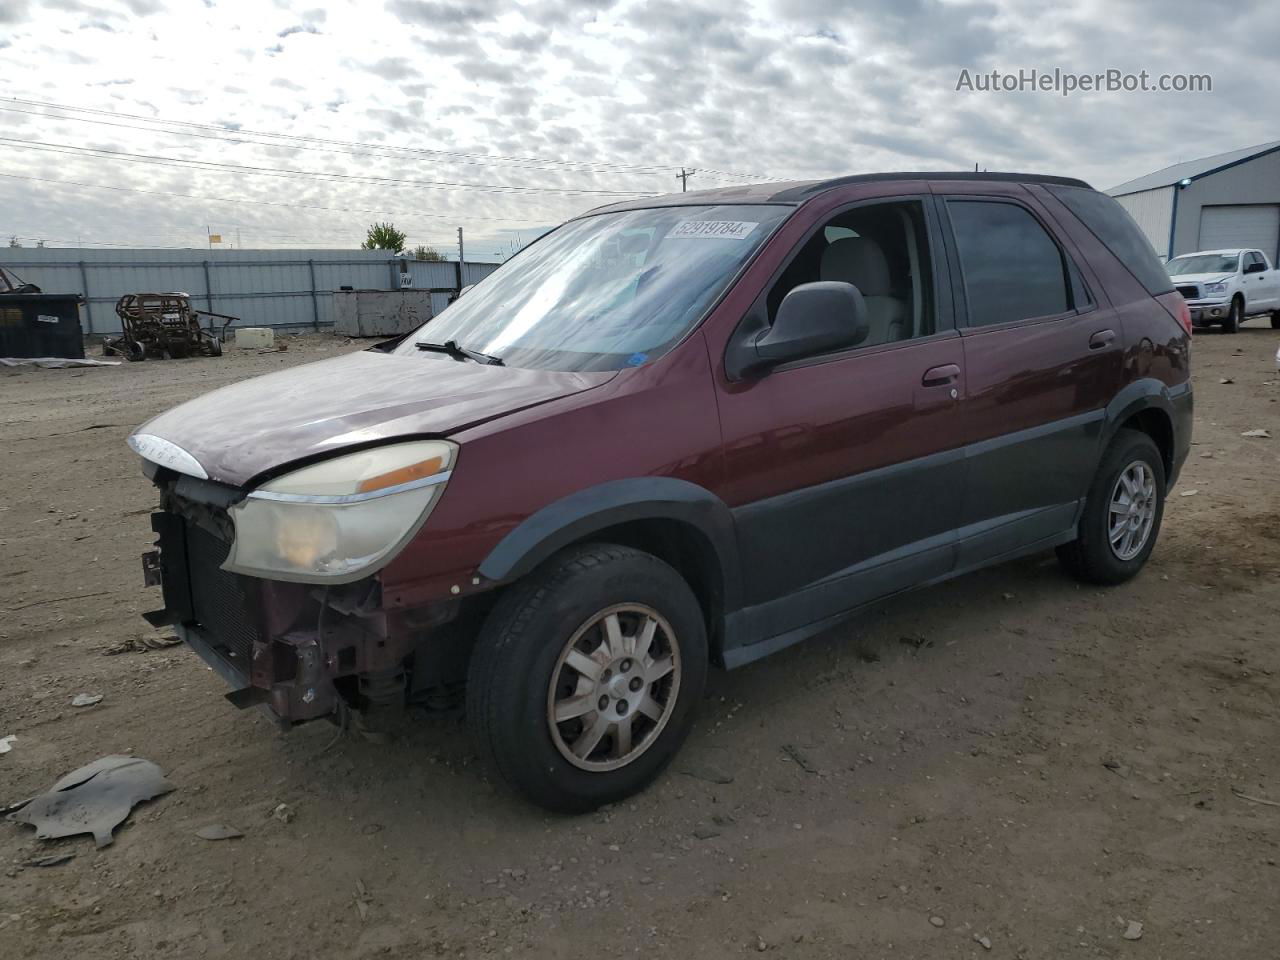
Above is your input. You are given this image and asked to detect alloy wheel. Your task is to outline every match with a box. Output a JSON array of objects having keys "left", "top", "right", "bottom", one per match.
[
  {"left": 546, "top": 604, "right": 681, "bottom": 772},
  {"left": 1108, "top": 460, "right": 1157, "bottom": 561}
]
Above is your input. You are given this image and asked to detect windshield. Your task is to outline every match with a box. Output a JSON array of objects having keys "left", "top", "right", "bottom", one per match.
[
  {"left": 394, "top": 204, "right": 791, "bottom": 371},
  {"left": 1167, "top": 253, "right": 1238, "bottom": 276}
]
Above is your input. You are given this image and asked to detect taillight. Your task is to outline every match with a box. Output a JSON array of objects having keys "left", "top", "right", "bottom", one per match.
[{"left": 1176, "top": 297, "right": 1192, "bottom": 335}]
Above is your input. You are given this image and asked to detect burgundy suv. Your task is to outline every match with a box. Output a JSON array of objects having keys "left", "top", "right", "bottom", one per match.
[{"left": 130, "top": 173, "right": 1192, "bottom": 811}]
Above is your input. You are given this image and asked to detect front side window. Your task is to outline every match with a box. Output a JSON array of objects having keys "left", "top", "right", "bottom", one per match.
[
  {"left": 947, "top": 200, "right": 1071, "bottom": 327},
  {"left": 766, "top": 199, "right": 936, "bottom": 349},
  {"left": 394, "top": 204, "right": 791, "bottom": 371},
  {"left": 1168, "top": 253, "right": 1240, "bottom": 275}
]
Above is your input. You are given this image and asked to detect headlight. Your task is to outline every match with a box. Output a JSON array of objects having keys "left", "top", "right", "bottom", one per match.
[
  {"left": 224, "top": 440, "right": 456, "bottom": 582},
  {"left": 1203, "top": 281, "right": 1227, "bottom": 295}
]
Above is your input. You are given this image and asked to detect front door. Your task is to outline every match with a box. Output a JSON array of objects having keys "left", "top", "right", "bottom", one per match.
[{"left": 714, "top": 197, "right": 966, "bottom": 646}]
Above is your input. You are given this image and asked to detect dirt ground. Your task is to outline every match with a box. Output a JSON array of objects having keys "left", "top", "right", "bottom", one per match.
[{"left": 2, "top": 326, "right": 1278, "bottom": 960}]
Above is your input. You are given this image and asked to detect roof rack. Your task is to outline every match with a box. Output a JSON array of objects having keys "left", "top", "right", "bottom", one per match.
[{"left": 770, "top": 171, "right": 1092, "bottom": 201}]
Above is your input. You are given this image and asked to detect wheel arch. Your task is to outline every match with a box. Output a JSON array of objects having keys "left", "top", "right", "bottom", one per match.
[
  {"left": 1103, "top": 379, "right": 1177, "bottom": 478},
  {"left": 477, "top": 478, "right": 742, "bottom": 662}
]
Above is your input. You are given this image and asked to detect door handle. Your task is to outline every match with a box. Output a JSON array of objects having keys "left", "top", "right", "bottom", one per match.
[
  {"left": 921, "top": 363, "right": 960, "bottom": 386},
  {"left": 1088, "top": 329, "right": 1116, "bottom": 350}
]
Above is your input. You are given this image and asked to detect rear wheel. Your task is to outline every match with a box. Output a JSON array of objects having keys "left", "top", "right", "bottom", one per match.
[
  {"left": 1057, "top": 429, "right": 1166, "bottom": 585},
  {"left": 1223, "top": 296, "right": 1242, "bottom": 333},
  {"left": 1270, "top": 311, "right": 1280, "bottom": 330},
  {"left": 466, "top": 543, "right": 707, "bottom": 813}
]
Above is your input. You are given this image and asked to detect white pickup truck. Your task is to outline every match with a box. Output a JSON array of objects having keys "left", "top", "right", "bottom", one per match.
[{"left": 1167, "top": 248, "right": 1280, "bottom": 332}]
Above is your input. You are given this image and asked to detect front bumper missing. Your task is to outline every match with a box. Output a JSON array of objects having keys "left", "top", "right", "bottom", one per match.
[
  {"left": 141, "top": 509, "right": 388, "bottom": 727},
  {"left": 176, "top": 621, "right": 335, "bottom": 727}
]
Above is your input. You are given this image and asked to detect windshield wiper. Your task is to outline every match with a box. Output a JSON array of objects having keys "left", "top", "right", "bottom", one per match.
[{"left": 415, "top": 339, "right": 504, "bottom": 365}]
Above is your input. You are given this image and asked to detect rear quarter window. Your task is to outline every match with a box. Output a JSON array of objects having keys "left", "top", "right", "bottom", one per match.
[{"left": 1047, "top": 186, "right": 1175, "bottom": 296}]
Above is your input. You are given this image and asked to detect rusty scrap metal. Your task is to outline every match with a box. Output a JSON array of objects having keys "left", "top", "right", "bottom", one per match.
[{"left": 102, "top": 292, "right": 237, "bottom": 361}]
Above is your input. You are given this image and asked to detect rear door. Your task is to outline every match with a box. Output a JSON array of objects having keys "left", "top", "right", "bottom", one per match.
[{"left": 935, "top": 187, "right": 1123, "bottom": 568}]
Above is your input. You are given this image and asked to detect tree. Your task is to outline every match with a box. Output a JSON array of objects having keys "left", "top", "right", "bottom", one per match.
[
  {"left": 361, "top": 222, "right": 407, "bottom": 253},
  {"left": 7, "top": 236, "right": 21, "bottom": 248},
  {"left": 413, "top": 245, "right": 444, "bottom": 261}
]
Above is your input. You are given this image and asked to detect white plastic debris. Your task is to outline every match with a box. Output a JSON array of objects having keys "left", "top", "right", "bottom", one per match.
[
  {"left": 0, "top": 357, "right": 121, "bottom": 368},
  {"left": 71, "top": 693, "right": 103, "bottom": 707},
  {"left": 0, "top": 735, "right": 15, "bottom": 755},
  {"left": 1241, "top": 429, "right": 1272, "bottom": 439}
]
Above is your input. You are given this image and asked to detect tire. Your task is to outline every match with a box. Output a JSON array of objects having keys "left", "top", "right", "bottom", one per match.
[
  {"left": 1223, "top": 297, "right": 1242, "bottom": 333},
  {"left": 123, "top": 340, "right": 145, "bottom": 362},
  {"left": 207, "top": 336, "right": 223, "bottom": 357},
  {"left": 466, "top": 543, "right": 708, "bottom": 813},
  {"left": 1057, "top": 428, "right": 1166, "bottom": 585},
  {"left": 1270, "top": 311, "right": 1280, "bottom": 330}
]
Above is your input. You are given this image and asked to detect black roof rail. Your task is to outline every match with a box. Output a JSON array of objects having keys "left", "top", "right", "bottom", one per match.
[{"left": 769, "top": 171, "right": 1093, "bottom": 201}]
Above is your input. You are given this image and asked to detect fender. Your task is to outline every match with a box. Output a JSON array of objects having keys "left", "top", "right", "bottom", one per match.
[
  {"left": 1101, "top": 377, "right": 1192, "bottom": 480},
  {"left": 1103, "top": 378, "right": 1175, "bottom": 440},
  {"left": 477, "top": 477, "right": 744, "bottom": 614}
]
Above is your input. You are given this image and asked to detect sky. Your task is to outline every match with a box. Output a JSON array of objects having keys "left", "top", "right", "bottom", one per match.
[{"left": 1, "top": 0, "right": 1276, "bottom": 257}]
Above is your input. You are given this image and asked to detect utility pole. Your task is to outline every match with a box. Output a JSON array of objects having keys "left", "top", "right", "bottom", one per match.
[
  {"left": 457, "top": 226, "right": 466, "bottom": 287},
  {"left": 676, "top": 167, "right": 694, "bottom": 192}
]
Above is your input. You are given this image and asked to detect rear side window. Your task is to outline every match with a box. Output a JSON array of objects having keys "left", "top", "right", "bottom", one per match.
[
  {"left": 947, "top": 200, "right": 1070, "bottom": 327},
  {"left": 1047, "top": 185, "right": 1175, "bottom": 296}
]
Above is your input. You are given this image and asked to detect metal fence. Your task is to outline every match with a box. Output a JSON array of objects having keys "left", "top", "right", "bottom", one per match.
[{"left": 0, "top": 248, "right": 501, "bottom": 335}]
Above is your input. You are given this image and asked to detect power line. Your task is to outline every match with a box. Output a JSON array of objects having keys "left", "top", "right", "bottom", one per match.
[
  {"left": 0, "top": 171, "right": 558, "bottom": 224},
  {"left": 3, "top": 96, "right": 774, "bottom": 183},
  {"left": 0, "top": 103, "right": 664, "bottom": 181},
  {"left": 2, "top": 232, "right": 466, "bottom": 249},
  {"left": 0, "top": 136, "right": 657, "bottom": 199}
]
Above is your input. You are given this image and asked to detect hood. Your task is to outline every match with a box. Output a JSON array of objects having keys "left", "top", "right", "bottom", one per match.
[
  {"left": 1169, "top": 272, "right": 1234, "bottom": 285},
  {"left": 134, "top": 350, "right": 614, "bottom": 486}
]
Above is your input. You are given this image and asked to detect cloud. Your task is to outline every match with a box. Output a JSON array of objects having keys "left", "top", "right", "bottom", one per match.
[
  {"left": 496, "top": 31, "right": 550, "bottom": 53},
  {"left": 357, "top": 56, "right": 419, "bottom": 81},
  {"left": 0, "top": 0, "right": 30, "bottom": 23},
  {"left": 2, "top": 0, "right": 1275, "bottom": 254},
  {"left": 385, "top": 0, "right": 492, "bottom": 27}
]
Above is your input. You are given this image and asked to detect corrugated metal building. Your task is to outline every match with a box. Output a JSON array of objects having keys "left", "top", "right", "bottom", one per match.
[
  {"left": 1108, "top": 141, "right": 1280, "bottom": 262},
  {"left": 0, "top": 248, "right": 501, "bottom": 335}
]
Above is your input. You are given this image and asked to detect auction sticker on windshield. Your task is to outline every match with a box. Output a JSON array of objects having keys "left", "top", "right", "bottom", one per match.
[{"left": 666, "top": 220, "right": 759, "bottom": 240}]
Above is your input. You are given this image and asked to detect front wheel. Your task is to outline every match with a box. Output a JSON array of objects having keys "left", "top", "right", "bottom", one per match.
[
  {"left": 1223, "top": 297, "right": 1242, "bottom": 333},
  {"left": 1057, "top": 429, "right": 1166, "bottom": 585},
  {"left": 466, "top": 543, "right": 707, "bottom": 812},
  {"left": 1270, "top": 311, "right": 1280, "bottom": 330}
]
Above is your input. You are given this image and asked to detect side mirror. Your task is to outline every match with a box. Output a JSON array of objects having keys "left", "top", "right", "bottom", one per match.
[
  {"left": 1244, "top": 261, "right": 1265, "bottom": 274},
  {"left": 741, "top": 281, "right": 868, "bottom": 376}
]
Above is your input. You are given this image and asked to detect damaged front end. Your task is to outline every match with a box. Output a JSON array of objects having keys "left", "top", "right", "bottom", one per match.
[{"left": 141, "top": 470, "right": 473, "bottom": 728}]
